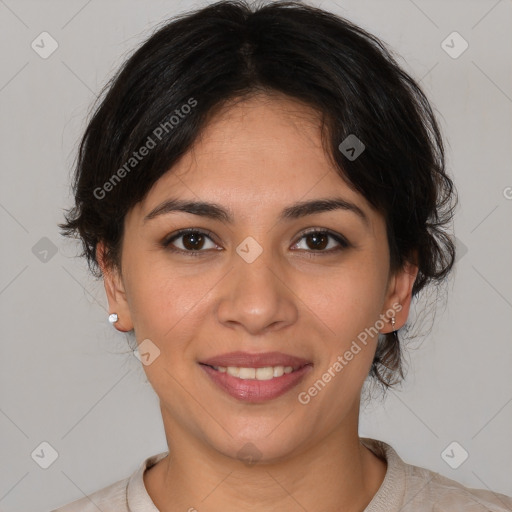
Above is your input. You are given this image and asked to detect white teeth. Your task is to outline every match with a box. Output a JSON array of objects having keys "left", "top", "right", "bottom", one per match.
[
  {"left": 214, "top": 365, "right": 296, "bottom": 380},
  {"left": 256, "top": 367, "right": 274, "bottom": 380},
  {"left": 273, "top": 366, "right": 284, "bottom": 377},
  {"left": 238, "top": 367, "right": 255, "bottom": 379},
  {"left": 226, "top": 366, "right": 239, "bottom": 377}
]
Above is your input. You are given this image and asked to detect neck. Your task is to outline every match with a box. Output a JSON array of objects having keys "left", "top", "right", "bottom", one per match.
[{"left": 144, "top": 406, "right": 387, "bottom": 512}]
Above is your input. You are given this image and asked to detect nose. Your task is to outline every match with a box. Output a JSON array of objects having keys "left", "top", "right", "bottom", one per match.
[{"left": 215, "top": 247, "right": 298, "bottom": 336}]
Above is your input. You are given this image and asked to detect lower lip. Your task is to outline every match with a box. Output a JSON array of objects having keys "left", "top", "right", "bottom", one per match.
[{"left": 199, "top": 364, "right": 313, "bottom": 403}]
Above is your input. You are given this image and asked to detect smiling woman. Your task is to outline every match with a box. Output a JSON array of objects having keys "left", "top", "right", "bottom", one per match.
[{"left": 53, "top": 1, "right": 511, "bottom": 511}]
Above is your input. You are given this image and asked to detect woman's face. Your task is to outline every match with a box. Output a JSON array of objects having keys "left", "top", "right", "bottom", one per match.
[{"left": 100, "top": 93, "right": 416, "bottom": 463}]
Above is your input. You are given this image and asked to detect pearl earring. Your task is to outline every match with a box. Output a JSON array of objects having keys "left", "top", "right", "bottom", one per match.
[
  {"left": 108, "top": 313, "right": 118, "bottom": 324},
  {"left": 391, "top": 316, "right": 396, "bottom": 331}
]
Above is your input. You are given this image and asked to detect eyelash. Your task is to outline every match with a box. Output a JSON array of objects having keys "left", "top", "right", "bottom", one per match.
[{"left": 161, "top": 227, "right": 351, "bottom": 258}]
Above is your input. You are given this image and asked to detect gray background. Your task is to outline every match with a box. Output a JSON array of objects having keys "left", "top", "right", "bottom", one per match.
[{"left": 0, "top": 0, "right": 511, "bottom": 510}]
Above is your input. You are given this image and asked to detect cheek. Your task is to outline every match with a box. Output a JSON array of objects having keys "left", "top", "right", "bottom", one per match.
[
  {"left": 303, "top": 260, "right": 387, "bottom": 340},
  {"left": 124, "top": 252, "right": 222, "bottom": 358},
  {"left": 124, "top": 266, "right": 205, "bottom": 387},
  {"left": 301, "top": 265, "right": 386, "bottom": 405}
]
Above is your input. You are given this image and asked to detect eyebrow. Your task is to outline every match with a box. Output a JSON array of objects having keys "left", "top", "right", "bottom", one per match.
[{"left": 143, "top": 197, "right": 369, "bottom": 227}]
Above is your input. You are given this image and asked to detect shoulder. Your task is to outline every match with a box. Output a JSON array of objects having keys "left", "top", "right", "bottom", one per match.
[
  {"left": 403, "top": 463, "right": 512, "bottom": 512},
  {"left": 50, "top": 450, "right": 168, "bottom": 512},
  {"left": 360, "top": 438, "right": 512, "bottom": 512},
  {"left": 50, "top": 477, "right": 129, "bottom": 512}
]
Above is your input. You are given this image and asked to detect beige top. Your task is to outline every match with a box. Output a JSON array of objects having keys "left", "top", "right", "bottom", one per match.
[{"left": 51, "top": 437, "right": 512, "bottom": 511}]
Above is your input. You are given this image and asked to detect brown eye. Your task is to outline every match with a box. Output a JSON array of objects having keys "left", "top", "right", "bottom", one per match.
[
  {"left": 292, "top": 229, "right": 350, "bottom": 254},
  {"left": 162, "top": 228, "right": 218, "bottom": 255},
  {"left": 304, "top": 232, "right": 329, "bottom": 250},
  {"left": 181, "top": 232, "right": 206, "bottom": 250}
]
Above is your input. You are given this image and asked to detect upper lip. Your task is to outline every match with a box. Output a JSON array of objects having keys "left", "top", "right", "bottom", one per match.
[{"left": 199, "top": 351, "right": 312, "bottom": 369}]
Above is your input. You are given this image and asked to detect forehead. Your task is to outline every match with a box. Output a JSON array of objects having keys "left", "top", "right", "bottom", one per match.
[
  {"left": 194, "top": 92, "right": 324, "bottom": 151},
  {"left": 132, "top": 94, "right": 374, "bottom": 225}
]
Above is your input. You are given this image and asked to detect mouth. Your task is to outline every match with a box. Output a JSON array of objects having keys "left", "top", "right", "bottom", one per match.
[
  {"left": 199, "top": 363, "right": 309, "bottom": 380},
  {"left": 198, "top": 352, "right": 313, "bottom": 403},
  {"left": 199, "top": 350, "right": 312, "bottom": 370}
]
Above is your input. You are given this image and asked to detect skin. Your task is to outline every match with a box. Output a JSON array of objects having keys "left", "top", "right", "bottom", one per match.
[{"left": 97, "top": 92, "right": 418, "bottom": 512}]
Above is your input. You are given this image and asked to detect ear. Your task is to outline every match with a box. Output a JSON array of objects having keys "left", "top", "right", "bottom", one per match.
[
  {"left": 380, "top": 253, "right": 419, "bottom": 334},
  {"left": 96, "top": 241, "right": 134, "bottom": 333}
]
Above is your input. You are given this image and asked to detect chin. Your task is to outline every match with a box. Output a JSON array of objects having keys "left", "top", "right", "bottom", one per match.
[{"left": 203, "top": 421, "right": 308, "bottom": 465}]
